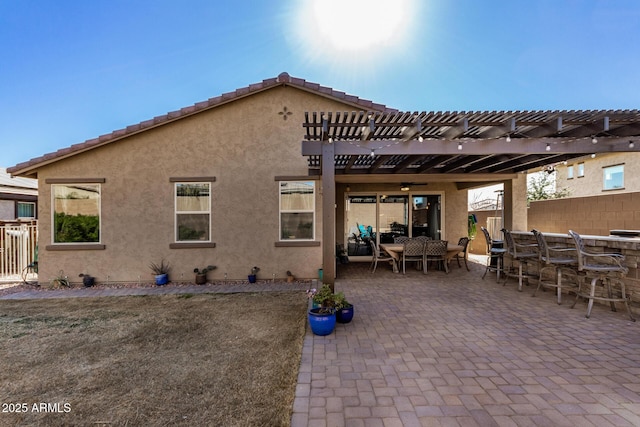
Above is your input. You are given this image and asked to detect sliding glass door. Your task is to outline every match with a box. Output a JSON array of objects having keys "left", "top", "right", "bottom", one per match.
[{"left": 345, "top": 192, "right": 443, "bottom": 252}]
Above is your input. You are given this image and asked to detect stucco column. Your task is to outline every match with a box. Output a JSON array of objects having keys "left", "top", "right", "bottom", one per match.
[
  {"left": 503, "top": 174, "right": 528, "bottom": 232},
  {"left": 321, "top": 141, "right": 336, "bottom": 287}
]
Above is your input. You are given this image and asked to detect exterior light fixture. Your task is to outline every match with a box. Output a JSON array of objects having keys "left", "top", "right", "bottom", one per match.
[
  {"left": 545, "top": 143, "right": 551, "bottom": 151},
  {"left": 400, "top": 184, "right": 410, "bottom": 191},
  {"left": 591, "top": 153, "right": 596, "bottom": 158},
  {"left": 630, "top": 140, "right": 635, "bottom": 149},
  {"left": 591, "top": 136, "right": 598, "bottom": 144},
  {"left": 370, "top": 149, "right": 375, "bottom": 157},
  {"left": 457, "top": 142, "right": 462, "bottom": 150},
  {"left": 418, "top": 136, "right": 424, "bottom": 142},
  {"left": 505, "top": 135, "right": 511, "bottom": 143}
]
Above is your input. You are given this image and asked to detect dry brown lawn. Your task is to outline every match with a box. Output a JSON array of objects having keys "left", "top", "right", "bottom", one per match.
[{"left": 0, "top": 291, "right": 307, "bottom": 426}]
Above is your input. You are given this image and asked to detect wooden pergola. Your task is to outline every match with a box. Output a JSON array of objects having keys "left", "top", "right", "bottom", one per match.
[{"left": 301, "top": 109, "right": 640, "bottom": 285}]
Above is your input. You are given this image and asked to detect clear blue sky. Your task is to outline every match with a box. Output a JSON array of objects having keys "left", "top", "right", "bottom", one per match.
[{"left": 1, "top": 0, "right": 639, "bottom": 168}]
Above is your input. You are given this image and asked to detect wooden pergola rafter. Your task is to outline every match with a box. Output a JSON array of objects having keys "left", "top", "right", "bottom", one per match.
[{"left": 301, "top": 109, "right": 640, "bottom": 286}]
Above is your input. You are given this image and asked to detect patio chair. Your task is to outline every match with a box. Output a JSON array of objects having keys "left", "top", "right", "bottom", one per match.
[
  {"left": 402, "top": 239, "right": 425, "bottom": 275},
  {"left": 394, "top": 236, "right": 410, "bottom": 244},
  {"left": 414, "top": 236, "right": 431, "bottom": 242},
  {"left": 481, "top": 227, "right": 506, "bottom": 281},
  {"left": 369, "top": 240, "right": 394, "bottom": 274},
  {"left": 452, "top": 237, "right": 470, "bottom": 271},
  {"left": 568, "top": 230, "right": 635, "bottom": 321},
  {"left": 531, "top": 229, "right": 579, "bottom": 304},
  {"left": 502, "top": 228, "right": 538, "bottom": 292},
  {"left": 425, "top": 240, "right": 449, "bottom": 273}
]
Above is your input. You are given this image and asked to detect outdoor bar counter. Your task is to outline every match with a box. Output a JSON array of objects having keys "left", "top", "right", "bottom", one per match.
[{"left": 509, "top": 231, "right": 640, "bottom": 305}]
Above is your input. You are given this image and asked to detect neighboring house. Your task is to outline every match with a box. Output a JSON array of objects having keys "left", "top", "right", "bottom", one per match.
[
  {"left": 0, "top": 167, "right": 37, "bottom": 221},
  {"left": 555, "top": 152, "right": 640, "bottom": 198},
  {"left": 7, "top": 73, "right": 639, "bottom": 285}
]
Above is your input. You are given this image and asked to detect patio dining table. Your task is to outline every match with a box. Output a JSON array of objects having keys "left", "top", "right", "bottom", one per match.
[{"left": 379, "top": 242, "right": 464, "bottom": 273}]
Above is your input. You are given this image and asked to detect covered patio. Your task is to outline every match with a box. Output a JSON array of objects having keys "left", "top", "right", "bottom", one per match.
[{"left": 300, "top": 109, "right": 640, "bottom": 284}]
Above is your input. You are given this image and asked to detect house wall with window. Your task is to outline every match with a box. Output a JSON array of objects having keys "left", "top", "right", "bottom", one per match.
[
  {"left": 32, "top": 86, "right": 359, "bottom": 283},
  {"left": 10, "top": 77, "right": 489, "bottom": 284},
  {"left": 556, "top": 153, "right": 640, "bottom": 198},
  {"left": 27, "top": 84, "right": 466, "bottom": 284}
]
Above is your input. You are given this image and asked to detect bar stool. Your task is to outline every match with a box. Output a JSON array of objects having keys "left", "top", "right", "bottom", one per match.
[
  {"left": 531, "top": 229, "right": 579, "bottom": 304},
  {"left": 481, "top": 227, "right": 506, "bottom": 281},
  {"left": 502, "top": 229, "right": 538, "bottom": 292},
  {"left": 568, "top": 230, "right": 635, "bottom": 321}
]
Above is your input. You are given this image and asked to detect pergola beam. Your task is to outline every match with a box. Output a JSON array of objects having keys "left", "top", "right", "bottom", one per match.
[
  {"left": 442, "top": 118, "right": 469, "bottom": 139},
  {"left": 302, "top": 136, "right": 636, "bottom": 157}
]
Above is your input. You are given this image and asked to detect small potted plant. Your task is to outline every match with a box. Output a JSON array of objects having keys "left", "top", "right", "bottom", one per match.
[
  {"left": 286, "top": 270, "right": 295, "bottom": 283},
  {"left": 193, "top": 265, "right": 216, "bottom": 285},
  {"left": 79, "top": 273, "right": 95, "bottom": 287},
  {"left": 334, "top": 291, "right": 354, "bottom": 324},
  {"left": 149, "top": 259, "right": 171, "bottom": 286},
  {"left": 308, "top": 284, "right": 337, "bottom": 336},
  {"left": 248, "top": 266, "right": 260, "bottom": 283}
]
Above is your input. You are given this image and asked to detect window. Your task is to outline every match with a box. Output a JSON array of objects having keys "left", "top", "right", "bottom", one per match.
[
  {"left": 567, "top": 165, "right": 574, "bottom": 179},
  {"left": 52, "top": 184, "right": 101, "bottom": 243},
  {"left": 280, "top": 181, "right": 315, "bottom": 240},
  {"left": 603, "top": 165, "right": 624, "bottom": 190},
  {"left": 577, "top": 162, "right": 584, "bottom": 177},
  {"left": 17, "top": 202, "right": 35, "bottom": 219},
  {"left": 175, "top": 182, "right": 211, "bottom": 242}
]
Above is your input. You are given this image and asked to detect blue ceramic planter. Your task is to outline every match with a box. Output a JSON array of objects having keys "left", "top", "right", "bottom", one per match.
[
  {"left": 336, "top": 305, "right": 354, "bottom": 324},
  {"left": 155, "top": 273, "right": 168, "bottom": 286},
  {"left": 308, "top": 308, "right": 336, "bottom": 336}
]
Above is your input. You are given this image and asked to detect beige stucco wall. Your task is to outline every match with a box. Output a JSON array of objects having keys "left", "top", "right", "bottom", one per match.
[
  {"left": 35, "top": 86, "right": 359, "bottom": 284},
  {"left": 32, "top": 85, "right": 503, "bottom": 285},
  {"left": 556, "top": 153, "right": 640, "bottom": 198}
]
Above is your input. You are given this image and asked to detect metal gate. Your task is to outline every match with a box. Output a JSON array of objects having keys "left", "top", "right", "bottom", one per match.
[{"left": 0, "top": 222, "right": 38, "bottom": 282}]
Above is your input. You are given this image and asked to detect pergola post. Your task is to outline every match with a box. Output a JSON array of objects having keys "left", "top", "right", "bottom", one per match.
[
  {"left": 503, "top": 174, "right": 528, "bottom": 231},
  {"left": 321, "top": 141, "right": 336, "bottom": 288}
]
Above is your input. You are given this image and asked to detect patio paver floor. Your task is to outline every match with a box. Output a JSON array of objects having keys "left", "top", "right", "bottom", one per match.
[{"left": 292, "top": 257, "right": 640, "bottom": 427}]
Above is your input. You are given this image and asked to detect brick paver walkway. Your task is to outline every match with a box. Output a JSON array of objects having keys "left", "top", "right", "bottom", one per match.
[
  {"left": 292, "top": 259, "right": 640, "bottom": 427},
  {"left": 3, "top": 259, "right": 640, "bottom": 426}
]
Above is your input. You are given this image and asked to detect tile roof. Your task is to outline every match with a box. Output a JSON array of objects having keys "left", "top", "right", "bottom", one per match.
[{"left": 8, "top": 72, "right": 397, "bottom": 177}]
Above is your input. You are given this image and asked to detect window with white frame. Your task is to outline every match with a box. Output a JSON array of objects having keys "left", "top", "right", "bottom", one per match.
[
  {"left": 279, "top": 181, "right": 315, "bottom": 240},
  {"left": 577, "top": 162, "right": 585, "bottom": 177},
  {"left": 603, "top": 164, "right": 624, "bottom": 190},
  {"left": 175, "top": 182, "right": 211, "bottom": 242},
  {"left": 567, "top": 165, "right": 574, "bottom": 179},
  {"left": 52, "top": 184, "right": 101, "bottom": 243},
  {"left": 17, "top": 201, "right": 36, "bottom": 219}
]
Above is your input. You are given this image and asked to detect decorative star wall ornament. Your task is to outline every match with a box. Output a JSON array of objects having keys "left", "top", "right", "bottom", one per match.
[{"left": 278, "top": 106, "right": 292, "bottom": 120}]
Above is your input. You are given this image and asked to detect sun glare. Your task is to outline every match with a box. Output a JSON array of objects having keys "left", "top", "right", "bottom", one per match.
[
  {"left": 311, "top": 0, "right": 409, "bottom": 51},
  {"left": 290, "top": 0, "right": 416, "bottom": 65}
]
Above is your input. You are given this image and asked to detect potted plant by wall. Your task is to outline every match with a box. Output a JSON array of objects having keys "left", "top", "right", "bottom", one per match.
[
  {"left": 334, "top": 292, "right": 354, "bottom": 324},
  {"left": 79, "top": 273, "right": 95, "bottom": 287},
  {"left": 286, "top": 270, "right": 295, "bottom": 283},
  {"left": 248, "top": 266, "right": 260, "bottom": 283},
  {"left": 308, "top": 284, "right": 337, "bottom": 336},
  {"left": 149, "top": 259, "right": 171, "bottom": 286},
  {"left": 193, "top": 265, "right": 216, "bottom": 285}
]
